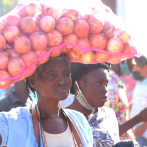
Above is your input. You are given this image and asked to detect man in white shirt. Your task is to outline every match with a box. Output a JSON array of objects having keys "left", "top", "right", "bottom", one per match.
[{"left": 130, "top": 55, "right": 147, "bottom": 146}]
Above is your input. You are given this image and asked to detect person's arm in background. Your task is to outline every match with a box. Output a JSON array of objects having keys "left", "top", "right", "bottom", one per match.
[
  {"left": 117, "top": 98, "right": 135, "bottom": 139},
  {"left": 105, "top": 69, "right": 131, "bottom": 139},
  {"left": 111, "top": 60, "right": 137, "bottom": 138},
  {"left": 134, "top": 122, "right": 147, "bottom": 137},
  {"left": 119, "top": 108, "right": 147, "bottom": 136},
  {"left": 114, "top": 85, "right": 132, "bottom": 139},
  {"left": 119, "top": 114, "right": 140, "bottom": 136}
]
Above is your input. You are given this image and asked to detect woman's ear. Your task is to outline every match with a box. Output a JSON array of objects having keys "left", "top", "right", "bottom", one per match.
[{"left": 28, "top": 75, "right": 36, "bottom": 90}]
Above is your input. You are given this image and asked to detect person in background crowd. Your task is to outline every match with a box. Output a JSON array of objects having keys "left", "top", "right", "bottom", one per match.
[
  {"left": 105, "top": 69, "right": 130, "bottom": 140},
  {"left": 130, "top": 55, "right": 147, "bottom": 146},
  {"left": 119, "top": 60, "right": 136, "bottom": 103},
  {"left": 111, "top": 59, "right": 136, "bottom": 103},
  {"left": 0, "top": 80, "right": 35, "bottom": 112},
  {"left": 105, "top": 59, "right": 136, "bottom": 140},
  {"left": 67, "top": 62, "right": 147, "bottom": 147}
]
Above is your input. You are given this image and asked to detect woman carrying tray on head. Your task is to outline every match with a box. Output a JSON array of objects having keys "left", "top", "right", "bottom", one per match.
[{"left": 0, "top": 54, "right": 93, "bottom": 147}]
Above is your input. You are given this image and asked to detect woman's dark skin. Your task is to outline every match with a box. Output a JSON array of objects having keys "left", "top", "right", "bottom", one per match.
[
  {"left": 67, "top": 67, "right": 147, "bottom": 136},
  {"left": 28, "top": 57, "right": 72, "bottom": 134},
  {"left": 68, "top": 68, "right": 109, "bottom": 119}
]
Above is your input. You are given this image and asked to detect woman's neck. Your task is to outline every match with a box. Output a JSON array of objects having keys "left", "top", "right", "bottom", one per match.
[
  {"left": 37, "top": 97, "right": 67, "bottom": 134},
  {"left": 67, "top": 97, "right": 94, "bottom": 119},
  {"left": 37, "top": 99, "right": 62, "bottom": 119}
]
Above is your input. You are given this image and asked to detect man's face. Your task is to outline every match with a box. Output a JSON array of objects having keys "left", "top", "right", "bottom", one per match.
[
  {"left": 132, "top": 59, "right": 142, "bottom": 72},
  {"left": 132, "top": 59, "right": 144, "bottom": 80}
]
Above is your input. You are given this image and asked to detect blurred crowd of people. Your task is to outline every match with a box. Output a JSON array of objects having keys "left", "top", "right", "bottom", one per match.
[{"left": 0, "top": 55, "right": 147, "bottom": 147}]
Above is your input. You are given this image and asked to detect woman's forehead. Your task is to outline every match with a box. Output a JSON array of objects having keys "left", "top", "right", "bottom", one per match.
[
  {"left": 43, "top": 59, "right": 70, "bottom": 70},
  {"left": 86, "top": 68, "right": 108, "bottom": 76},
  {"left": 82, "top": 68, "right": 109, "bottom": 81}
]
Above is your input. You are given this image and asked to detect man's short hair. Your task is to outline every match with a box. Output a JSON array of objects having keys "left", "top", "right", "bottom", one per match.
[{"left": 135, "top": 55, "right": 147, "bottom": 67}]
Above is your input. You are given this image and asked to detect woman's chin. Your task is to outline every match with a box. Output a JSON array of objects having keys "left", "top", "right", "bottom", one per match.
[
  {"left": 95, "top": 100, "right": 107, "bottom": 108},
  {"left": 54, "top": 93, "right": 69, "bottom": 101},
  {"left": 60, "top": 96, "right": 68, "bottom": 101}
]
